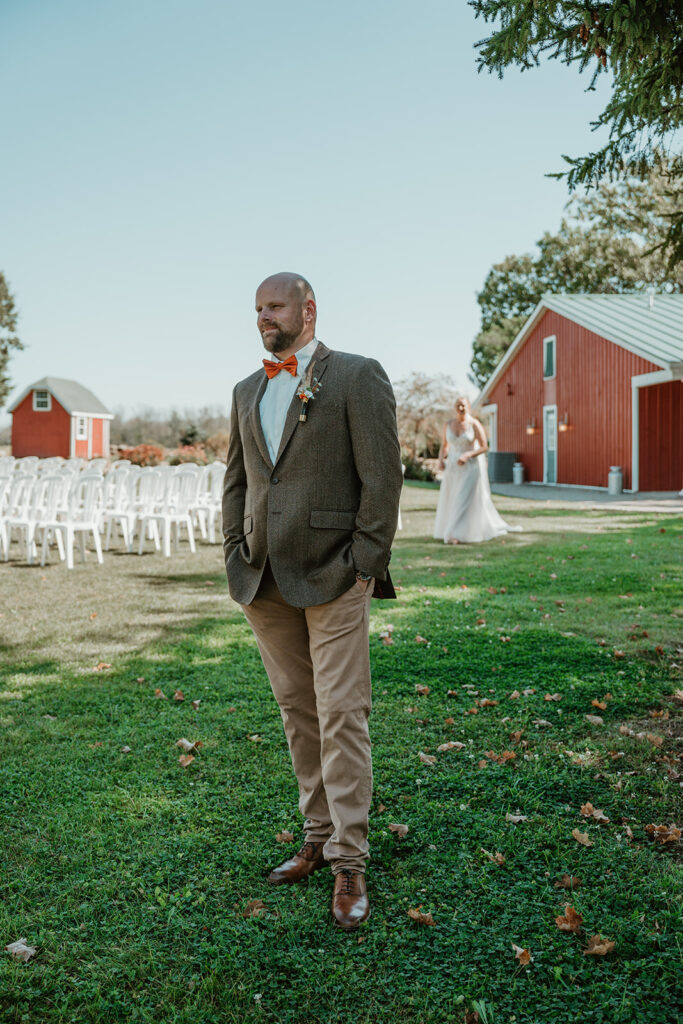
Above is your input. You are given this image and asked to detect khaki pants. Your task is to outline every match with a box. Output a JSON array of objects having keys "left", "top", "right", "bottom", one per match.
[{"left": 242, "top": 563, "right": 373, "bottom": 874}]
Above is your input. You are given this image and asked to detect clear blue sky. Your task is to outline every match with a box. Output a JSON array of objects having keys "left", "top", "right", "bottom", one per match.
[{"left": 1, "top": 0, "right": 612, "bottom": 422}]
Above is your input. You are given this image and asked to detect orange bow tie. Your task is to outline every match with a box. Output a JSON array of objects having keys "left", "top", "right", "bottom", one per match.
[{"left": 263, "top": 354, "right": 298, "bottom": 379}]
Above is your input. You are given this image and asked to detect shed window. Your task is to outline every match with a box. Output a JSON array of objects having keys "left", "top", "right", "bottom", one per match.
[
  {"left": 76, "top": 416, "right": 88, "bottom": 440},
  {"left": 543, "top": 336, "right": 556, "bottom": 380},
  {"left": 33, "top": 389, "right": 51, "bottom": 411}
]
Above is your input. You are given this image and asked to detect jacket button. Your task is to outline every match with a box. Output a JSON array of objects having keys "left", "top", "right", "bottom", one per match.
[{"left": 271, "top": 476, "right": 279, "bottom": 484}]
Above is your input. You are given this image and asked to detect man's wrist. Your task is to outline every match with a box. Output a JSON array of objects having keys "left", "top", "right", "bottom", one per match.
[{"left": 355, "top": 571, "right": 373, "bottom": 581}]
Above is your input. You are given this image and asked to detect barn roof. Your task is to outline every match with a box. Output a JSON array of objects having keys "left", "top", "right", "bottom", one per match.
[
  {"left": 7, "top": 376, "right": 112, "bottom": 416},
  {"left": 477, "top": 293, "right": 683, "bottom": 405}
]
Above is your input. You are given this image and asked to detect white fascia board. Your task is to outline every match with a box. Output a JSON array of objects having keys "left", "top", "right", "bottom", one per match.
[
  {"left": 69, "top": 410, "right": 115, "bottom": 420},
  {"left": 475, "top": 300, "right": 550, "bottom": 405}
]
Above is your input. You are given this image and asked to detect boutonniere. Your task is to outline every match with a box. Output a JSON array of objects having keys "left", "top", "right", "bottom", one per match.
[{"left": 297, "top": 360, "right": 322, "bottom": 422}]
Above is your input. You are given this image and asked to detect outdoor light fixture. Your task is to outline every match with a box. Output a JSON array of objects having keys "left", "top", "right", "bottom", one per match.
[
  {"left": 525, "top": 417, "right": 537, "bottom": 435},
  {"left": 507, "top": 381, "right": 514, "bottom": 396},
  {"left": 558, "top": 412, "right": 570, "bottom": 432}
]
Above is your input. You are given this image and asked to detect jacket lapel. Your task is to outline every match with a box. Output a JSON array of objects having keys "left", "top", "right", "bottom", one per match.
[
  {"left": 274, "top": 342, "right": 331, "bottom": 466},
  {"left": 248, "top": 372, "right": 273, "bottom": 468}
]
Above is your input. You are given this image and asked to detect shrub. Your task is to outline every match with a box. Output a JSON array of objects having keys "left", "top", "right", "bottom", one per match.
[
  {"left": 402, "top": 455, "right": 435, "bottom": 482},
  {"left": 205, "top": 430, "right": 229, "bottom": 460},
  {"left": 168, "top": 445, "right": 208, "bottom": 466},
  {"left": 118, "top": 444, "right": 164, "bottom": 467}
]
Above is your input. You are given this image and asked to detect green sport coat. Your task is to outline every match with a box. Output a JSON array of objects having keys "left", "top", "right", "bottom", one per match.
[{"left": 222, "top": 341, "right": 403, "bottom": 607}]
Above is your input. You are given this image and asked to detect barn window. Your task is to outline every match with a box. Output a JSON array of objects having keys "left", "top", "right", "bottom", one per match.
[
  {"left": 33, "top": 389, "right": 51, "bottom": 411},
  {"left": 76, "top": 416, "right": 88, "bottom": 440},
  {"left": 543, "top": 336, "right": 556, "bottom": 379}
]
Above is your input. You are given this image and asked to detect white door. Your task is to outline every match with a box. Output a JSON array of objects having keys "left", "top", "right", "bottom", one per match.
[{"left": 543, "top": 405, "right": 557, "bottom": 484}]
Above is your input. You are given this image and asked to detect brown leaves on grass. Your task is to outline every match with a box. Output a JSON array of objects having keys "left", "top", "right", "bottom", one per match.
[
  {"left": 591, "top": 699, "right": 607, "bottom": 710},
  {"left": 176, "top": 738, "right": 203, "bottom": 753},
  {"left": 178, "top": 754, "right": 195, "bottom": 767},
  {"left": 379, "top": 626, "right": 394, "bottom": 645},
  {"left": 555, "top": 874, "right": 581, "bottom": 890},
  {"left": 580, "top": 802, "right": 609, "bottom": 823},
  {"left": 247, "top": 734, "right": 263, "bottom": 743},
  {"left": 154, "top": 688, "right": 166, "bottom": 699},
  {"left": 572, "top": 828, "right": 593, "bottom": 847},
  {"left": 544, "top": 693, "right": 562, "bottom": 702},
  {"left": 645, "top": 823, "right": 681, "bottom": 844},
  {"left": 512, "top": 944, "right": 532, "bottom": 965},
  {"left": 92, "top": 662, "right": 112, "bottom": 672},
  {"left": 414, "top": 635, "right": 428, "bottom": 644},
  {"left": 388, "top": 822, "right": 409, "bottom": 837},
  {"left": 242, "top": 899, "right": 268, "bottom": 918},
  {"left": 276, "top": 831, "right": 294, "bottom": 843},
  {"left": 444, "top": 716, "right": 455, "bottom": 725},
  {"left": 437, "top": 741, "right": 465, "bottom": 752},
  {"left": 555, "top": 905, "right": 583, "bottom": 933},
  {"left": 584, "top": 935, "right": 615, "bottom": 956},
  {"left": 5, "top": 938, "right": 37, "bottom": 963},
  {"left": 173, "top": 689, "right": 185, "bottom": 702},
  {"left": 418, "top": 751, "right": 437, "bottom": 766},
  {"left": 584, "top": 714, "right": 604, "bottom": 725},
  {"left": 485, "top": 749, "right": 516, "bottom": 765},
  {"left": 191, "top": 699, "right": 201, "bottom": 711},
  {"left": 415, "top": 684, "right": 430, "bottom": 696},
  {"left": 506, "top": 813, "right": 527, "bottom": 824},
  {"left": 479, "top": 698, "right": 498, "bottom": 707},
  {"left": 407, "top": 908, "right": 435, "bottom": 926},
  {"left": 481, "top": 848, "right": 506, "bottom": 866}
]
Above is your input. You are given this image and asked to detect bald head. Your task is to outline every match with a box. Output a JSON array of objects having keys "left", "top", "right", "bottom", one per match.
[
  {"left": 258, "top": 272, "right": 315, "bottom": 303},
  {"left": 255, "top": 272, "right": 317, "bottom": 357}
]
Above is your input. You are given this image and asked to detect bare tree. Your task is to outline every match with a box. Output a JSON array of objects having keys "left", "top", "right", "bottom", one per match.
[{"left": 394, "top": 373, "right": 459, "bottom": 460}]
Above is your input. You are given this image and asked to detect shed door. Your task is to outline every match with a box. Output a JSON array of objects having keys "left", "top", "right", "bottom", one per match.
[{"left": 543, "top": 405, "right": 557, "bottom": 484}]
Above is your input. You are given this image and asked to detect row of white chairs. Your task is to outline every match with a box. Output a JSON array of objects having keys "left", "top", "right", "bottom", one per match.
[
  {"left": 0, "top": 461, "right": 225, "bottom": 569},
  {"left": 0, "top": 455, "right": 110, "bottom": 477}
]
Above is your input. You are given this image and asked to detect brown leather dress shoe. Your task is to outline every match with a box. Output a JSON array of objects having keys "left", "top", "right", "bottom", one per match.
[
  {"left": 267, "top": 841, "right": 328, "bottom": 885},
  {"left": 331, "top": 870, "right": 370, "bottom": 930}
]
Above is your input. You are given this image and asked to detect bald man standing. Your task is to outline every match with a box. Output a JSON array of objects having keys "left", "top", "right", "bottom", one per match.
[{"left": 222, "top": 273, "right": 403, "bottom": 930}]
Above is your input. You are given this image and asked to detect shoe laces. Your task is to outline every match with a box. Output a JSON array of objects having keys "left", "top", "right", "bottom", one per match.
[
  {"left": 337, "top": 869, "right": 357, "bottom": 895},
  {"left": 298, "top": 841, "right": 322, "bottom": 861}
]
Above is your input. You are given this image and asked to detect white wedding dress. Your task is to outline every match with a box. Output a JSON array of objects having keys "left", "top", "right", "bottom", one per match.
[{"left": 433, "top": 423, "right": 520, "bottom": 544}]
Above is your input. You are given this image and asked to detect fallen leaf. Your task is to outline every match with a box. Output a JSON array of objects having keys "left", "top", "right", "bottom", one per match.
[
  {"left": 544, "top": 693, "right": 562, "bottom": 702},
  {"left": 555, "top": 874, "right": 581, "bottom": 890},
  {"left": 154, "top": 688, "right": 166, "bottom": 699},
  {"left": 481, "top": 848, "right": 506, "bottom": 866},
  {"left": 414, "top": 635, "right": 428, "bottom": 644},
  {"left": 512, "top": 943, "right": 532, "bottom": 965},
  {"left": 407, "top": 908, "right": 435, "bottom": 926},
  {"left": 242, "top": 899, "right": 268, "bottom": 918},
  {"left": 191, "top": 699, "right": 201, "bottom": 711},
  {"left": 466, "top": 707, "right": 479, "bottom": 715},
  {"left": 173, "top": 689, "right": 185, "bottom": 701},
  {"left": 204, "top": 580, "right": 215, "bottom": 586},
  {"left": 509, "top": 690, "right": 520, "bottom": 699},
  {"left": 415, "top": 684, "right": 430, "bottom": 695},
  {"left": 509, "top": 730, "right": 523, "bottom": 743},
  {"left": 645, "top": 733, "right": 664, "bottom": 747},
  {"left": 447, "top": 689, "right": 458, "bottom": 697},
  {"left": 581, "top": 802, "right": 609, "bottom": 823},
  {"left": 523, "top": 688, "right": 536, "bottom": 696},
  {"left": 178, "top": 754, "right": 195, "bottom": 767},
  {"left": 42, "top": 714, "right": 57, "bottom": 720},
  {"left": 176, "top": 738, "right": 202, "bottom": 753},
  {"left": 533, "top": 718, "right": 552, "bottom": 727},
  {"left": 584, "top": 714, "right": 604, "bottom": 725},
  {"left": 477, "top": 759, "right": 488, "bottom": 769},
  {"left": 572, "top": 828, "right": 593, "bottom": 847},
  {"left": 388, "top": 822, "right": 409, "bottom": 837},
  {"left": 377, "top": 803, "right": 386, "bottom": 813},
  {"left": 276, "top": 831, "right": 294, "bottom": 843},
  {"left": 247, "top": 734, "right": 263, "bottom": 742},
  {"left": 418, "top": 751, "right": 437, "bottom": 766},
  {"left": 500, "top": 635, "right": 511, "bottom": 643},
  {"left": 136, "top": 677, "right": 145, "bottom": 684},
  {"left": 644, "top": 823, "right": 681, "bottom": 844},
  {"left": 120, "top": 745, "right": 132, "bottom": 754},
  {"left": 444, "top": 716, "right": 455, "bottom": 725},
  {"left": 437, "top": 741, "right": 465, "bottom": 752},
  {"left": 479, "top": 698, "right": 498, "bottom": 707},
  {"left": 591, "top": 700, "right": 607, "bottom": 710},
  {"left": 613, "top": 650, "right": 626, "bottom": 659},
  {"left": 227, "top": 706, "right": 237, "bottom": 713},
  {"left": 92, "top": 662, "right": 111, "bottom": 672},
  {"left": 506, "top": 813, "right": 527, "bottom": 824},
  {"left": 89, "top": 612, "right": 97, "bottom": 620},
  {"left": 555, "top": 905, "right": 583, "bottom": 933},
  {"left": 5, "top": 938, "right": 37, "bottom": 963},
  {"left": 583, "top": 935, "right": 615, "bottom": 956}
]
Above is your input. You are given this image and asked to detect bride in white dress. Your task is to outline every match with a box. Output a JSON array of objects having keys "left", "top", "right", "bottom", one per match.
[{"left": 434, "top": 396, "right": 520, "bottom": 544}]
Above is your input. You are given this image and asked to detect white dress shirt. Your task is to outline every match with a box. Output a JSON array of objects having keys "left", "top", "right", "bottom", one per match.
[{"left": 259, "top": 337, "right": 318, "bottom": 463}]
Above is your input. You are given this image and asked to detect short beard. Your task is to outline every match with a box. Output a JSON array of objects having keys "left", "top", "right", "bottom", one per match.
[{"left": 261, "top": 310, "right": 304, "bottom": 354}]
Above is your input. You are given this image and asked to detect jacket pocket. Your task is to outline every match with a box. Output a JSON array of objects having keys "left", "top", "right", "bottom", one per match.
[
  {"left": 243, "top": 515, "right": 253, "bottom": 536},
  {"left": 309, "top": 509, "right": 357, "bottom": 530}
]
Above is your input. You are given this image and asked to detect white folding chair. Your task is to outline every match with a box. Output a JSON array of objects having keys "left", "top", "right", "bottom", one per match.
[
  {"left": 138, "top": 468, "right": 199, "bottom": 556},
  {"left": 192, "top": 462, "right": 225, "bottom": 543},
  {"left": 40, "top": 475, "right": 104, "bottom": 569},
  {"left": 2, "top": 474, "right": 35, "bottom": 561},
  {"left": 102, "top": 466, "right": 135, "bottom": 550}
]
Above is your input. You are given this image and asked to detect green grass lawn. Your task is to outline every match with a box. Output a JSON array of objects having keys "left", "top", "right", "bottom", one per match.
[{"left": 1, "top": 488, "right": 681, "bottom": 1024}]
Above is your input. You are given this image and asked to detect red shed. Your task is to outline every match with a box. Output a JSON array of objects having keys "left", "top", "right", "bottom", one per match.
[
  {"left": 476, "top": 294, "right": 683, "bottom": 493},
  {"left": 8, "top": 377, "right": 113, "bottom": 460}
]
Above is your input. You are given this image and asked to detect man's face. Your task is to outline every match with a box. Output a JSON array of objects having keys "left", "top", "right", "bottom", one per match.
[{"left": 255, "top": 280, "right": 306, "bottom": 355}]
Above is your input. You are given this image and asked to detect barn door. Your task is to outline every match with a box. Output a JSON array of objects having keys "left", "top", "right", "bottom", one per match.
[{"left": 543, "top": 405, "right": 557, "bottom": 484}]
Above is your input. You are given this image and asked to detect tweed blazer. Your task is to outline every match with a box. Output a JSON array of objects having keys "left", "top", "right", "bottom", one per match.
[{"left": 222, "top": 341, "right": 403, "bottom": 607}]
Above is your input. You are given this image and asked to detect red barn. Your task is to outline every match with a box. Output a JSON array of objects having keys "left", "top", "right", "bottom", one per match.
[
  {"left": 8, "top": 377, "right": 113, "bottom": 460},
  {"left": 476, "top": 294, "right": 683, "bottom": 493}
]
